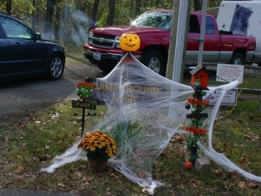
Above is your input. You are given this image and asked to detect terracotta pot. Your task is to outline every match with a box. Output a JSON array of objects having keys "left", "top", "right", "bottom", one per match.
[{"left": 88, "top": 157, "right": 108, "bottom": 173}]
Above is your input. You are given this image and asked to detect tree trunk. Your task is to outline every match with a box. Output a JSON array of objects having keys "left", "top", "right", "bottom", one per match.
[
  {"left": 32, "top": 0, "right": 37, "bottom": 30},
  {"left": 193, "top": 0, "right": 202, "bottom": 10},
  {"left": 45, "top": 0, "right": 56, "bottom": 38},
  {"left": 54, "top": 4, "right": 61, "bottom": 41},
  {"left": 92, "top": 0, "right": 100, "bottom": 21},
  {"left": 6, "top": 0, "right": 12, "bottom": 15},
  {"left": 106, "top": 0, "right": 116, "bottom": 25},
  {"left": 135, "top": 0, "right": 141, "bottom": 16},
  {"left": 155, "top": 0, "right": 160, "bottom": 7},
  {"left": 130, "top": 0, "right": 135, "bottom": 17}
]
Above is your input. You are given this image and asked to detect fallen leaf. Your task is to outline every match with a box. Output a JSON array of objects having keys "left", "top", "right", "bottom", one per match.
[
  {"left": 214, "top": 169, "right": 222, "bottom": 177},
  {"left": 238, "top": 181, "right": 246, "bottom": 189},
  {"left": 51, "top": 112, "right": 60, "bottom": 119},
  {"left": 57, "top": 182, "right": 65, "bottom": 188},
  {"left": 15, "top": 166, "right": 25, "bottom": 174},
  {"left": 247, "top": 182, "right": 258, "bottom": 189},
  {"left": 175, "top": 135, "right": 185, "bottom": 143},
  {"left": 35, "top": 121, "right": 41, "bottom": 124}
]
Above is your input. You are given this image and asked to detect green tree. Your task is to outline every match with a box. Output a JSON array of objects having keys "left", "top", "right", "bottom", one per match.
[
  {"left": 92, "top": 0, "right": 100, "bottom": 21},
  {"left": 6, "top": 0, "right": 12, "bottom": 15},
  {"left": 106, "top": 0, "right": 116, "bottom": 25}
]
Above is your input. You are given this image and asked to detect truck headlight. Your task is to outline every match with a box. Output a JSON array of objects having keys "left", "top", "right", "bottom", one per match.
[
  {"left": 115, "top": 36, "right": 120, "bottom": 48},
  {"left": 88, "top": 31, "right": 94, "bottom": 43}
]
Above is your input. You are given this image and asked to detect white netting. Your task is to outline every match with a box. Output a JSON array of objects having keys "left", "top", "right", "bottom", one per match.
[{"left": 42, "top": 53, "right": 261, "bottom": 194}]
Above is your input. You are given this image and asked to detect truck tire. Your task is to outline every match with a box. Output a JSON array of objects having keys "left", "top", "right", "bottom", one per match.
[
  {"left": 230, "top": 52, "right": 245, "bottom": 65},
  {"left": 142, "top": 49, "right": 166, "bottom": 76}
]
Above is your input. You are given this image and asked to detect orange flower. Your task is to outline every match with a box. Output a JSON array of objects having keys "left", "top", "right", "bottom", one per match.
[
  {"left": 78, "top": 130, "right": 117, "bottom": 158},
  {"left": 77, "top": 82, "right": 96, "bottom": 89}
]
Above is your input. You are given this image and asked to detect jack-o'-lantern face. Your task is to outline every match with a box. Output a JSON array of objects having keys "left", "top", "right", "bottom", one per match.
[{"left": 119, "top": 33, "right": 141, "bottom": 52}]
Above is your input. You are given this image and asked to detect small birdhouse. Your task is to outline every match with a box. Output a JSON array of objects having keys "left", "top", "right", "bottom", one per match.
[{"left": 191, "top": 66, "right": 208, "bottom": 89}]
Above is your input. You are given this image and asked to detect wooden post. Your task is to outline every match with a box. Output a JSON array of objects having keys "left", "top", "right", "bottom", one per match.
[{"left": 81, "top": 108, "right": 86, "bottom": 136}]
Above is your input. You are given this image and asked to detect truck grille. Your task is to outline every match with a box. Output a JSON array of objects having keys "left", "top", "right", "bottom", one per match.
[{"left": 88, "top": 33, "right": 118, "bottom": 48}]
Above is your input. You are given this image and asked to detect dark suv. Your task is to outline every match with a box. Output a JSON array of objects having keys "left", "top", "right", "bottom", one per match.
[{"left": 0, "top": 13, "right": 65, "bottom": 80}]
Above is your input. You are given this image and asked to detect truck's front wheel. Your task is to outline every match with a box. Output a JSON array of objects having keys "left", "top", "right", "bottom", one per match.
[{"left": 142, "top": 49, "right": 165, "bottom": 75}]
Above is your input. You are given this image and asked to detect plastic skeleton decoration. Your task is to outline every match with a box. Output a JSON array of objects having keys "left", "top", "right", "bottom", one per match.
[{"left": 42, "top": 34, "right": 261, "bottom": 194}]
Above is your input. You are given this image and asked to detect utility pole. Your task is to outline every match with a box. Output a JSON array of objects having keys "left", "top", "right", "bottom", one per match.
[{"left": 166, "top": 0, "right": 191, "bottom": 82}]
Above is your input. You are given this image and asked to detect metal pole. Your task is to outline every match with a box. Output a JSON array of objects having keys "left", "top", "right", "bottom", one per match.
[
  {"left": 166, "top": 0, "right": 179, "bottom": 79},
  {"left": 81, "top": 108, "right": 85, "bottom": 136},
  {"left": 166, "top": 0, "right": 190, "bottom": 82},
  {"left": 197, "top": 0, "right": 208, "bottom": 68}
]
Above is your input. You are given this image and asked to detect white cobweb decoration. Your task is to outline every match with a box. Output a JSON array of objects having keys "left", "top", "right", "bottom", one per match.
[{"left": 42, "top": 53, "right": 261, "bottom": 194}]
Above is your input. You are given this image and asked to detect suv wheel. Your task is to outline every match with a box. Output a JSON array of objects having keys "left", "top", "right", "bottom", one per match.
[
  {"left": 142, "top": 49, "right": 165, "bottom": 75},
  {"left": 49, "top": 55, "right": 64, "bottom": 80}
]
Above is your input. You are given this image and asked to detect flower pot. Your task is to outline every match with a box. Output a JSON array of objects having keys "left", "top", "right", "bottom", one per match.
[{"left": 88, "top": 156, "right": 108, "bottom": 173}]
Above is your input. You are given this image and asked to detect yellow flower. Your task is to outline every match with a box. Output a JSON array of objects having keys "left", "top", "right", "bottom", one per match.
[{"left": 78, "top": 130, "right": 117, "bottom": 158}]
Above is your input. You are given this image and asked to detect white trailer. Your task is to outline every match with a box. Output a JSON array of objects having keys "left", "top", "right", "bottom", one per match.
[{"left": 217, "top": 0, "right": 261, "bottom": 65}]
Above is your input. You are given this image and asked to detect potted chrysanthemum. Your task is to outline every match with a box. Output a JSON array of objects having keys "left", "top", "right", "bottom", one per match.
[
  {"left": 78, "top": 130, "right": 117, "bottom": 172},
  {"left": 76, "top": 79, "right": 96, "bottom": 100}
]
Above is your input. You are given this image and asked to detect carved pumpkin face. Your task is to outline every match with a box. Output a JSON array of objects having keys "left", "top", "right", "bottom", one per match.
[{"left": 119, "top": 33, "right": 141, "bottom": 52}]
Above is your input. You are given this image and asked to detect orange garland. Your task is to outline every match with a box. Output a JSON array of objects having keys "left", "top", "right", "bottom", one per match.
[
  {"left": 187, "top": 97, "right": 209, "bottom": 106},
  {"left": 182, "top": 126, "right": 207, "bottom": 135}
]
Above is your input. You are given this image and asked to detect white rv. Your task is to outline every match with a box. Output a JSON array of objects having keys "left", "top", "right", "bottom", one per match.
[{"left": 217, "top": 0, "right": 261, "bottom": 65}]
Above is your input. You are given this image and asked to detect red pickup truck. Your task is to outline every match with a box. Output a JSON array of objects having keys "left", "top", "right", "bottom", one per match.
[{"left": 84, "top": 10, "right": 256, "bottom": 75}]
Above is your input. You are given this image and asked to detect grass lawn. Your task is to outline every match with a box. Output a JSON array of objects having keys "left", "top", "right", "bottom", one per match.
[{"left": 0, "top": 98, "right": 260, "bottom": 195}]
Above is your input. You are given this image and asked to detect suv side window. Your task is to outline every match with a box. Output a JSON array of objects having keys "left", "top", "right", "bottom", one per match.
[
  {"left": 0, "top": 17, "right": 32, "bottom": 39},
  {"left": 206, "top": 16, "right": 216, "bottom": 34}
]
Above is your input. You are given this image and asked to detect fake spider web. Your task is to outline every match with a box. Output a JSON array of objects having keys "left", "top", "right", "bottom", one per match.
[{"left": 42, "top": 53, "right": 261, "bottom": 194}]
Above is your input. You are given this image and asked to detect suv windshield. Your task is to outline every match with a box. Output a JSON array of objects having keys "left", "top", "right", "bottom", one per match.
[{"left": 131, "top": 11, "right": 172, "bottom": 29}]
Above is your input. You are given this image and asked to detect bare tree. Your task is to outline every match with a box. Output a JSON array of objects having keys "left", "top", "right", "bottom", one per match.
[
  {"left": 32, "top": 0, "right": 37, "bottom": 30},
  {"left": 92, "top": 0, "right": 100, "bottom": 21},
  {"left": 45, "top": 0, "right": 56, "bottom": 32},
  {"left": 135, "top": 0, "right": 141, "bottom": 16},
  {"left": 130, "top": 0, "right": 135, "bottom": 17},
  {"left": 155, "top": 0, "right": 160, "bottom": 7},
  {"left": 54, "top": 3, "right": 61, "bottom": 41},
  {"left": 6, "top": 0, "right": 12, "bottom": 15},
  {"left": 106, "top": 0, "right": 116, "bottom": 25},
  {"left": 193, "top": 0, "right": 202, "bottom": 10}
]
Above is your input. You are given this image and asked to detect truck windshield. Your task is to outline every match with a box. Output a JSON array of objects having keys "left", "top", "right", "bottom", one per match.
[{"left": 131, "top": 11, "right": 172, "bottom": 29}]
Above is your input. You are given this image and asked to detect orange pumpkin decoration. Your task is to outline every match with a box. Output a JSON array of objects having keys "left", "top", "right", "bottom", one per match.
[
  {"left": 183, "top": 160, "right": 193, "bottom": 169},
  {"left": 119, "top": 33, "right": 141, "bottom": 52}
]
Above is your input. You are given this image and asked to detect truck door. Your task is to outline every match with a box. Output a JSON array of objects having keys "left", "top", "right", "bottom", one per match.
[
  {"left": 186, "top": 15, "right": 220, "bottom": 65},
  {"left": 186, "top": 15, "right": 200, "bottom": 65},
  {"left": 203, "top": 16, "right": 220, "bottom": 64}
]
